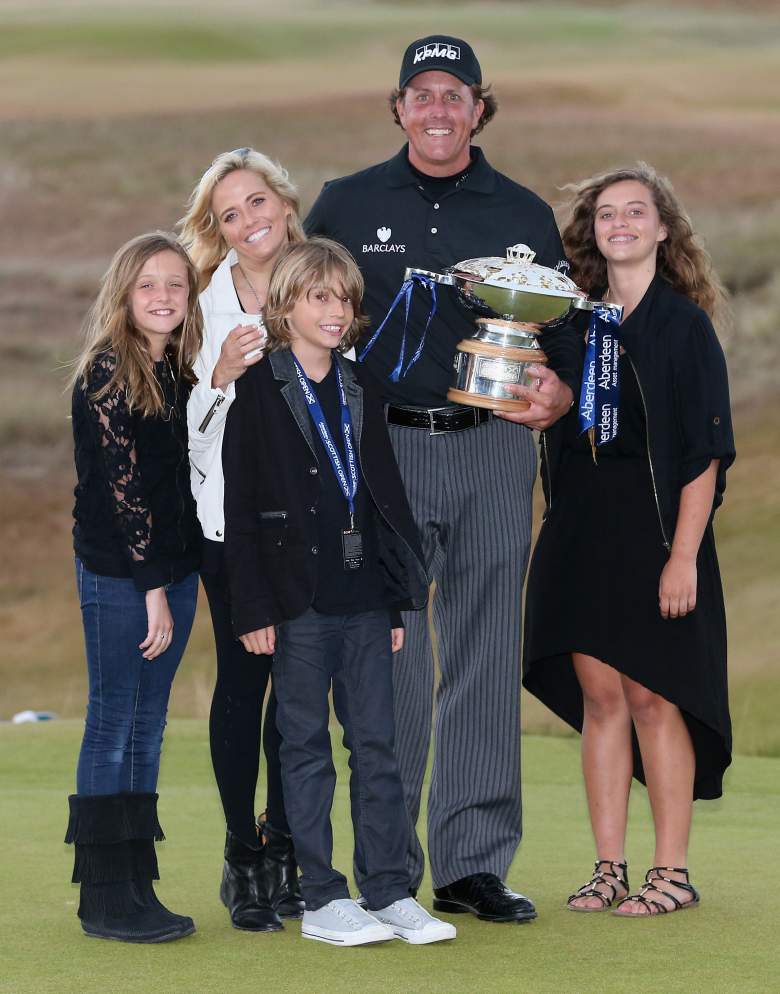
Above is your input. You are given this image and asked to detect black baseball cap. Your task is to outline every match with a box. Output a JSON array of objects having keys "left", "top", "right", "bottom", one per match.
[{"left": 399, "top": 35, "right": 482, "bottom": 88}]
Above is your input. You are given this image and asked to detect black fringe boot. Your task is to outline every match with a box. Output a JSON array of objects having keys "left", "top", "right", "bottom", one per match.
[
  {"left": 259, "top": 817, "right": 305, "bottom": 920},
  {"left": 65, "top": 793, "right": 195, "bottom": 943}
]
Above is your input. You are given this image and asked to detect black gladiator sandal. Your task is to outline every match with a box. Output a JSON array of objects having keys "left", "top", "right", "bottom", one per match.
[
  {"left": 65, "top": 793, "right": 195, "bottom": 943},
  {"left": 258, "top": 815, "right": 305, "bottom": 920},
  {"left": 613, "top": 866, "right": 701, "bottom": 917},
  {"left": 567, "top": 860, "right": 629, "bottom": 912}
]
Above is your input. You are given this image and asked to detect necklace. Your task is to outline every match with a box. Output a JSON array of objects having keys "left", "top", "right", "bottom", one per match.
[{"left": 236, "top": 261, "right": 265, "bottom": 315}]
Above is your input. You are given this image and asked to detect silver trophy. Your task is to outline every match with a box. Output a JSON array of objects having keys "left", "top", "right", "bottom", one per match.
[{"left": 405, "top": 244, "right": 605, "bottom": 412}]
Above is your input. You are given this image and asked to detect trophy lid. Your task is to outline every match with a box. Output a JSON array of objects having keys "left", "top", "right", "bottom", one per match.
[{"left": 451, "top": 244, "right": 582, "bottom": 299}]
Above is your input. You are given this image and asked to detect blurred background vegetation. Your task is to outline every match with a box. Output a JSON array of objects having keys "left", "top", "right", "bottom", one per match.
[{"left": 1, "top": 0, "right": 778, "bottom": 753}]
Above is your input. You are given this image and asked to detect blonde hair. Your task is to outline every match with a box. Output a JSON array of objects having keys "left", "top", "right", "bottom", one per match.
[
  {"left": 178, "top": 147, "right": 305, "bottom": 287},
  {"left": 264, "top": 238, "right": 369, "bottom": 353},
  {"left": 560, "top": 161, "right": 727, "bottom": 321},
  {"left": 70, "top": 232, "right": 203, "bottom": 417}
]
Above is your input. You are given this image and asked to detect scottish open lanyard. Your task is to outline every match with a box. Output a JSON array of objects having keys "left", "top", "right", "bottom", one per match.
[
  {"left": 358, "top": 273, "right": 438, "bottom": 381},
  {"left": 578, "top": 303, "right": 622, "bottom": 462},
  {"left": 292, "top": 357, "right": 359, "bottom": 527}
]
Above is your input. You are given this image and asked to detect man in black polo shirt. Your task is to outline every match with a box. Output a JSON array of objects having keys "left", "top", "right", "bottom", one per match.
[{"left": 305, "top": 34, "right": 579, "bottom": 923}]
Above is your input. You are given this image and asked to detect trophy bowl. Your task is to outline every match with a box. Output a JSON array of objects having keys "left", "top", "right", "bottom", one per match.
[{"left": 405, "top": 244, "right": 595, "bottom": 412}]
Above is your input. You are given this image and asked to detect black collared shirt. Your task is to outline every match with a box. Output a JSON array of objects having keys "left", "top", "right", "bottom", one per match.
[{"left": 306, "top": 144, "right": 575, "bottom": 407}]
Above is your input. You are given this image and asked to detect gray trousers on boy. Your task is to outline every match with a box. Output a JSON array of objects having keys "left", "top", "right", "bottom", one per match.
[
  {"left": 387, "top": 416, "right": 536, "bottom": 890},
  {"left": 273, "top": 607, "right": 411, "bottom": 911}
]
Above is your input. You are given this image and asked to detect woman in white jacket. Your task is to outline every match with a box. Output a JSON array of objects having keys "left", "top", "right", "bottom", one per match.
[{"left": 180, "top": 148, "right": 306, "bottom": 932}]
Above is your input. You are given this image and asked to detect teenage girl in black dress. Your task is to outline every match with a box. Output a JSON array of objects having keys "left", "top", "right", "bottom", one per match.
[{"left": 523, "top": 163, "right": 735, "bottom": 916}]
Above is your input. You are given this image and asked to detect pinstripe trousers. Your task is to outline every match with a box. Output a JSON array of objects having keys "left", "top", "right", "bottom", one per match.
[{"left": 387, "top": 415, "right": 536, "bottom": 890}]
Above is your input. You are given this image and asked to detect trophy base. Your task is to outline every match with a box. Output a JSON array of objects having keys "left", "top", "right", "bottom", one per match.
[
  {"left": 447, "top": 388, "right": 531, "bottom": 413},
  {"left": 448, "top": 336, "right": 547, "bottom": 413}
]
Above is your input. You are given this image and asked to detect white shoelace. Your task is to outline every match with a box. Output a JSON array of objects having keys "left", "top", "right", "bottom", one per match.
[
  {"left": 389, "top": 901, "right": 423, "bottom": 926},
  {"left": 332, "top": 904, "right": 364, "bottom": 928}
]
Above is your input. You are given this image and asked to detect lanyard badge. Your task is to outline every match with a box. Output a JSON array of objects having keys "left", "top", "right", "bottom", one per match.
[{"left": 293, "top": 357, "right": 363, "bottom": 570}]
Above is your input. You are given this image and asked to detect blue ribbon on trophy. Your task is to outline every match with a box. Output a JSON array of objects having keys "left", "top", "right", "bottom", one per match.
[
  {"left": 358, "top": 273, "right": 438, "bottom": 381},
  {"left": 579, "top": 303, "right": 622, "bottom": 462}
]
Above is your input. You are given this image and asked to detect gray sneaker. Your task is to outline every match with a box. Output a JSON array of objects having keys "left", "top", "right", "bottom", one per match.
[
  {"left": 301, "top": 899, "right": 394, "bottom": 946},
  {"left": 369, "top": 897, "right": 457, "bottom": 944}
]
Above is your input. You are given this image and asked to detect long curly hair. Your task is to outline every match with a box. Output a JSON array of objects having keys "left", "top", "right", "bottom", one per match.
[
  {"left": 70, "top": 232, "right": 203, "bottom": 417},
  {"left": 178, "top": 147, "right": 305, "bottom": 288},
  {"left": 560, "top": 162, "right": 726, "bottom": 320}
]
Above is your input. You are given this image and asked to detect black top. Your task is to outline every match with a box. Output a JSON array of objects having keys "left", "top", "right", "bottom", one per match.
[
  {"left": 222, "top": 349, "right": 428, "bottom": 636},
  {"left": 72, "top": 350, "right": 201, "bottom": 591},
  {"left": 305, "top": 144, "right": 580, "bottom": 407},
  {"left": 407, "top": 153, "right": 475, "bottom": 197},
  {"left": 308, "top": 362, "right": 388, "bottom": 616},
  {"left": 540, "top": 276, "right": 736, "bottom": 545}
]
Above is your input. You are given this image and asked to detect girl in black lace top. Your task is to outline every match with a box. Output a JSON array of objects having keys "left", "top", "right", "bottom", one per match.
[{"left": 64, "top": 232, "right": 203, "bottom": 944}]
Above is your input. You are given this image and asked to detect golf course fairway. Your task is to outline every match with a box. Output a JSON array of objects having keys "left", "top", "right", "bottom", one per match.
[{"left": 1, "top": 720, "right": 777, "bottom": 994}]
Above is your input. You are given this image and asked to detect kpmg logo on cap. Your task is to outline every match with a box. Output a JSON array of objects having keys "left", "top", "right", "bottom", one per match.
[{"left": 414, "top": 42, "right": 461, "bottom": 65}]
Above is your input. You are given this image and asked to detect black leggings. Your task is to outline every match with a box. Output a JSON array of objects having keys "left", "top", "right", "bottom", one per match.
[{"left": 201, "top": 544, "right": 288, "bottom": 847}]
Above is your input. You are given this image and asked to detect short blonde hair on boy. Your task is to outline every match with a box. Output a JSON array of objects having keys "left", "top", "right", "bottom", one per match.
[{"left": 264, "top": 238, "right": 369, "bottom": 353}]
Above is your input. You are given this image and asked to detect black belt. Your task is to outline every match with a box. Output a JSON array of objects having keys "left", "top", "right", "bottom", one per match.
[{"left": 386, "top": 404, "right": 490, "bottom": 435}]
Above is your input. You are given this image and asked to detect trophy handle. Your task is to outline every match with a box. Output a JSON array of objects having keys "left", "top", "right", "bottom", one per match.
[
  {"left": 571, "top": 295, "right": 595, "bottom": 311},
  {"left": 571, "top": 296, "right": 623, "bottom": 320},
  {"left": 403, "top": 267, "right": 456, "bottom": 286}
]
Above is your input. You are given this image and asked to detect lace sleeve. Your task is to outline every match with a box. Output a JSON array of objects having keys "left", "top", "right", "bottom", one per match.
[{"left": 86, "top": 353, "right": 153, "bottom": 565}]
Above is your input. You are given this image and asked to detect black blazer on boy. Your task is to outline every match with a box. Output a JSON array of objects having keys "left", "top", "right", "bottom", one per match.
[{"left": 222, "top": 349, "right": 429, "bottom": 637}]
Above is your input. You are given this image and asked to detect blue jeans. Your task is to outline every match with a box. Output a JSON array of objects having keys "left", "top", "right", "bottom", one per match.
[{"left": 75, "top": 559, "right": 198, "bottom": 795}]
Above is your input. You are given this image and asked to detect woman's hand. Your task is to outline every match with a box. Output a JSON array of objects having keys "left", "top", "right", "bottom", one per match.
[
  {"left": 240, "top": 626, "right": 276, "bottom": 655},
  {"left": 391, "top": 628, "right": 405, "bottom": 653},
  {"left": 659, "top": 555, "right": 697, "bottom": 619},
  {"left": 140, "top": 587, "right": 173, "bottom": 659},
  {"left": 211, "top": 323, "right": 265, "bottom": 391}
]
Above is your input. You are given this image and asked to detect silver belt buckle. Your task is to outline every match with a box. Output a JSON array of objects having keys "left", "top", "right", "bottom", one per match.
[{"left": 428, "top": 406, "right": 452, "bottom": 436}]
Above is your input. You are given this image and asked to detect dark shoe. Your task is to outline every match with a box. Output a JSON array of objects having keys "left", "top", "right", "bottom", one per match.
[
  {"left": 433, "top": 873, "right": 537, "bottom": 923},
  {"left": 132, "top": 856, "right": 197, "bottom": 937},
  {"left": 65, "top": 793, "right": 195, "bottom": 944},
  {"left": 221, "top": 831, "right": 283, "bottom": 932},
  {"left": 80, "top": 880, "right": 195, "bottom": 943},
  {"left": 259, "top": 818, "right": 305, "bottom": 919}
]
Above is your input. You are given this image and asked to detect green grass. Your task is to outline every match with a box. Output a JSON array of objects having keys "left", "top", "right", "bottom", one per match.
[
  {"left": 1, "top": 3, "right": 778, "bottom": 65},
  {"left": 1, "top": 720, "right": 779, "bottom": 994}
]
